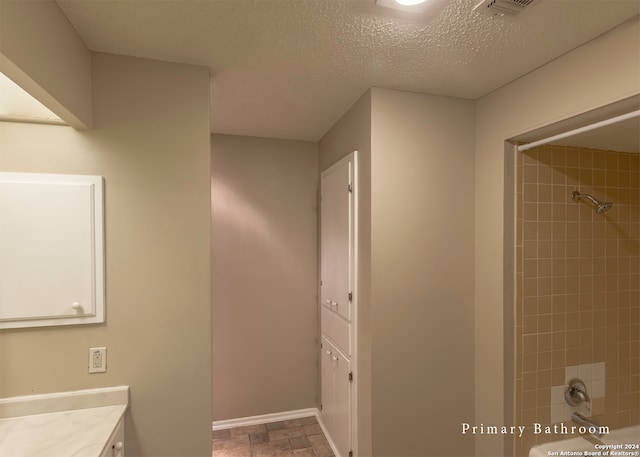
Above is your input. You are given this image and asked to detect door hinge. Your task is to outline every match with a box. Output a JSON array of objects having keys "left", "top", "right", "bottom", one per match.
[
  {"left": 348, "top": 292, "right": 352, "bottom": 302},
  {"left": 320, "top": 403, "right": 323, "bottom": 411},
  {"left": 349, "top": 372, "right": 353, "bottom": 382},
  {"left": 348, "top": 184, "right": 353, "bottom": 193},
  {"left": 349, "top": 451, "right": 353, "bottom": 457}
]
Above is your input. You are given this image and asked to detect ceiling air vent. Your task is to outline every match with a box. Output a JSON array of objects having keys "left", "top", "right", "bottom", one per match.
[{"left": 473, "top": 0, "right": 539, "bottom": 17}]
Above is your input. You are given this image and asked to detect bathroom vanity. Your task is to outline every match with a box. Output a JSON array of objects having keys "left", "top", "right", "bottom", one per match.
[{"left": 0, "top": 386, "right": 128, "bottom": 457}]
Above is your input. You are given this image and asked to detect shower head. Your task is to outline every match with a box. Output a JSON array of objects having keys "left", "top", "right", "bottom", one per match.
[
  {"left": 595, "top": 201, "right": 613, "bottom": 214},
  {"left": 571, "top": 191, "right": 613, "bottom": 214}
]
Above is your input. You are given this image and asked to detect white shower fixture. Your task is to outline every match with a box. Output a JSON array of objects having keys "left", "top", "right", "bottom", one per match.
[{"left": 473, "top": 0, "right": 540, "bottom": 17}]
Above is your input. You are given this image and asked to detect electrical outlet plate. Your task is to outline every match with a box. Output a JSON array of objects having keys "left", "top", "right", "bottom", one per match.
[{"left": 89, "top": 347, "right": 107, "bottom": 373}]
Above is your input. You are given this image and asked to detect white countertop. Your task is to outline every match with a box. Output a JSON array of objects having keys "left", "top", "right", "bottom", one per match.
[
  {"left": 0, "top": 386, "right": 129, "bottom": 457},
  {"left": 0, "top": 404, "right": 126, "bottom": 457}
]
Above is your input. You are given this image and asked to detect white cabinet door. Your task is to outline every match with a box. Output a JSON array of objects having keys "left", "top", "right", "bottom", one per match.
[
  {"left": 0, "top": 173, "right": 105, "bottom": 329},
  {"left": 332, "top": 344, "right": 352, "bottom": 457},
  {"left": 321, "top": 337, "right": 351, "bottom": 457},
  {"left": 100, "top": 418, "right": 124, "bottom": 457},
  {"left": 321, "top": 156, "right": 353, "bottom": 321},
  {"left": 321, "top": 338, "right": 336, "bottom": 435}
]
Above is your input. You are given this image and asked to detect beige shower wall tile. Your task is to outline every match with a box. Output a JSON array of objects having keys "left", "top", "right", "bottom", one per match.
[{"left": 514, "top": 145, "right": 640, "bottom": 457}]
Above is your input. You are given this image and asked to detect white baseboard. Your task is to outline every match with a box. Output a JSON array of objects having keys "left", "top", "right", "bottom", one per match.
[
  {"left": 315, "top": 412, "right": 342, "bottom": 457},
  {"left": 212, "top": 407, "right": 319, "bottom": 431}
]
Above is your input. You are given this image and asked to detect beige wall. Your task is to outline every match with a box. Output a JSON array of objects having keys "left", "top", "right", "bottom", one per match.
[
  {"left": 319, "top": 89, "right": 373, "bottom": 456},
  {"left": 475, "top": 15, "right": 640, "bottom": 456},
  {"left": 0, "top": 0, "right": 92, "bottom": 128},
  {"left": 320, "top": 88, "right": 476, "bottom": 456},
  {"left": 0, "top": 53, "right": 212, "bottom": 457},
  {"left": 211, "top": 134, "right": 319, "bottom": 420},
  {"left": 370, "top": 88, "right": 476, "bottom": 456}
]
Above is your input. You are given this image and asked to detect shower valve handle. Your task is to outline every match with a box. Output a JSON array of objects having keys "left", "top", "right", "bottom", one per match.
[{"left": 565, "top": 378, "right": 591, "bottom": 411}]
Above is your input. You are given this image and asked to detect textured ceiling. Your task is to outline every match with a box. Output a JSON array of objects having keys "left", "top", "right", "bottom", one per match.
[{"left": 56, "top": 0, "right": 640, "bottom": 141}]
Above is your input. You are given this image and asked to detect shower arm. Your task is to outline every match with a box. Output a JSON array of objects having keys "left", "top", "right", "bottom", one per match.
[
  {"left": 571, "top": 191, "right": 612, "bottom": 213},
  {"left": 572, "top": 192, "right": 599, "bottom": 206}
]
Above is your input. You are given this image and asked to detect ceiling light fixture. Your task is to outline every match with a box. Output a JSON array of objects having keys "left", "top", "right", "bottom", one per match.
[{"left": 375, "top": 0, "right": 434, "bottom": 14}]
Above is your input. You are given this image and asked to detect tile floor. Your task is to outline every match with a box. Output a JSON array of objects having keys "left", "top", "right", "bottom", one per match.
[{"left": 212, "top": 416, "right": 335, "bottom": 457}]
